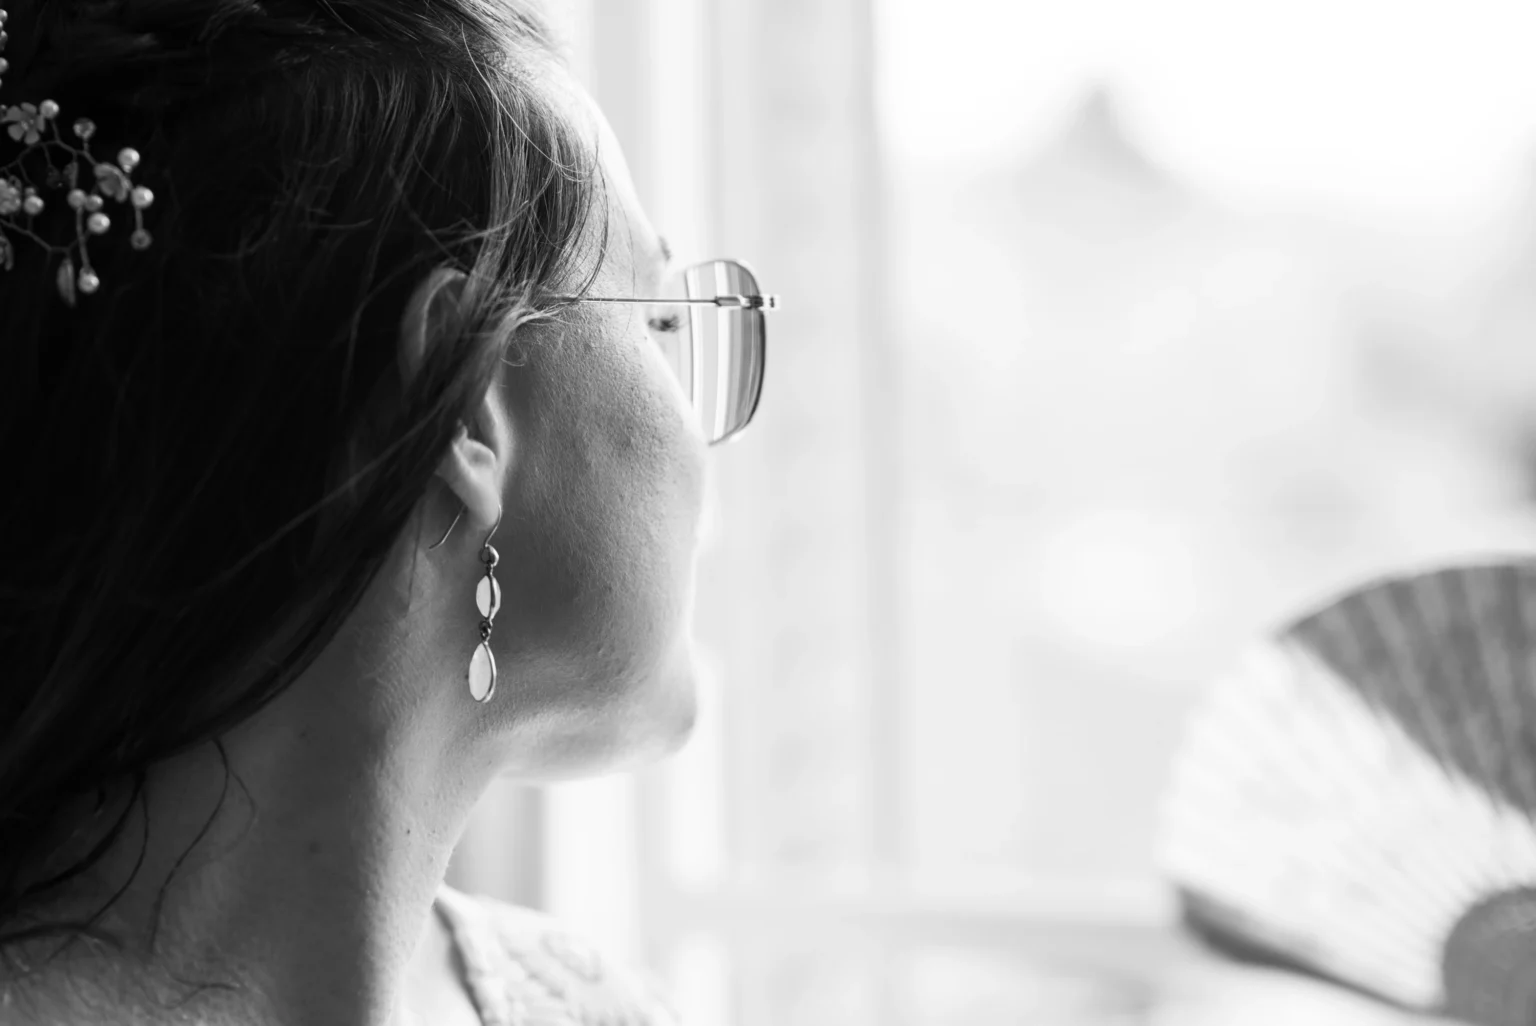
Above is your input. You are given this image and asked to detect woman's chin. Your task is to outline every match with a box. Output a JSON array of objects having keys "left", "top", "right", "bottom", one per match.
[
  {"left": 496, "top": 645, "right": 700, "bottom": 782},
  {"left": 613, "top": 648, "right": 701, "bottom": 768}
]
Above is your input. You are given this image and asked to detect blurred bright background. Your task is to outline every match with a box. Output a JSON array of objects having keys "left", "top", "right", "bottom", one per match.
[{"left": 448, "top": 1, "right": 1536, "bottom": 1023}]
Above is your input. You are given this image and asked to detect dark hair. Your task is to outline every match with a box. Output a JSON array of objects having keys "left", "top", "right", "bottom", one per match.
[{"left": 0, "top": 0, "right": 604, "bottom": 958}]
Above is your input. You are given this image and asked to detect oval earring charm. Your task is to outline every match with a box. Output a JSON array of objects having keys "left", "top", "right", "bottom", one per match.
[
  {"left": 468, "top": 641, "right": 496, "bottom": 703},
  {"left": 476, "top": 575, "right": 501, "bottom": 620}
]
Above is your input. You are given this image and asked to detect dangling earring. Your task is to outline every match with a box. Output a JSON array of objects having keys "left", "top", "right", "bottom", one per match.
[
  {"left": 470, "top": 506, "right": 502, "bottom": 702},
  {"left": 429, "top": 502, "right": 503, "bottom": 703}
]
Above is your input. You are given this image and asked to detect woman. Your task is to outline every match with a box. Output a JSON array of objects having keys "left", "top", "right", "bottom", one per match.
[{"left": 0, "top": 1, "right": 771, "bottom": 1023}]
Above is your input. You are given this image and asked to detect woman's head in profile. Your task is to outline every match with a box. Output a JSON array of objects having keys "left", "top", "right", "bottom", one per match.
[{"left": 0, "top": 0, "right": 766, "bottom": 1005}]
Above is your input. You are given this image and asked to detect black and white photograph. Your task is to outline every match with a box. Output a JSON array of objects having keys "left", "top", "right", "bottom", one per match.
[{"left": 5, "top": 1, "right": 1536, "bottom": 1024}]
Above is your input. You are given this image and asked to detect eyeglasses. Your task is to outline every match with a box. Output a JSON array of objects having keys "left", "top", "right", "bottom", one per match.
[{"left": 568, "top": 258, "right": 776, "bottom": 446}]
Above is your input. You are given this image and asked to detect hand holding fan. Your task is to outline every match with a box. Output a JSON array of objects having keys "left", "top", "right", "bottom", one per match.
[{"left": 1159, "top": 561, "right": 1536, "bottom": 1026}]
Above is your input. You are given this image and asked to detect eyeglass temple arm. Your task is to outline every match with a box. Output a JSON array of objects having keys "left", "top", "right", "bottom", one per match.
[{"left": 556, "top": 294, "right": 781, "bottom": 311}]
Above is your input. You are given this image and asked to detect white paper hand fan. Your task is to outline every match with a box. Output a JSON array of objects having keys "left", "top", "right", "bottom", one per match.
[{"left": 1158, "top": 560, "right": 1536, "bottom": 1026}]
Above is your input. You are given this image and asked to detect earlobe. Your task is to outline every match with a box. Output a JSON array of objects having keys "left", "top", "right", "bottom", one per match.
[{"left": 435, "top": 423, "right": 502, "bottom": 531}]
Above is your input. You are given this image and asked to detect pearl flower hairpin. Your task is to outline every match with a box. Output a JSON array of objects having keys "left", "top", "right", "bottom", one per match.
[{"left": 0, "top": 2, "right": 155, "bottom": 305}]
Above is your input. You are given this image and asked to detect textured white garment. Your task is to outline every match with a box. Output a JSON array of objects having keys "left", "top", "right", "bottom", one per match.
[{"left": 432, "top": 885, "right": 679, "bottom": 1026}]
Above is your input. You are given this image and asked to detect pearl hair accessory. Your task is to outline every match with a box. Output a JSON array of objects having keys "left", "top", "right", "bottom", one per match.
[{"left": 0, "top": 2, "right": 155, "bottom": 305}]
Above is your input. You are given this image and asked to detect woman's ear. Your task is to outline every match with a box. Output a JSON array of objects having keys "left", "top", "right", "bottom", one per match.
[
  {"left": 398, "top": 267, "right": 506, "bottom": 534},
  {"left": 436, "top": 421, "right": 502, "bottom": 531},
  {"left": 398, "top": 266, "right": 468, "bottom": 386}
]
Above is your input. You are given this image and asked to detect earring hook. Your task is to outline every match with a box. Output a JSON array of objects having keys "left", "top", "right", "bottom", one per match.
[
  {"left": 428, "top": 502, "right": 501, "bottom": 551},
  {"left": 483, "top": 503, "right": 503, "bottom": 549},
  {"left": 428, "top": 505, "right": 465, "bottom": 550}
]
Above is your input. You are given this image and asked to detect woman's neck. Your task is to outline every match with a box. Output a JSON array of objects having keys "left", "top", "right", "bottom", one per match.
[{"left": 1, "top": 660, "right": 487, "bottom": 1026}]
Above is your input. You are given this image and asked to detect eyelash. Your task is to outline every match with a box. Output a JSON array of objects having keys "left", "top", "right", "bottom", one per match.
[{"left": 647, "top": 314, "right": 683, "bottom": 333}]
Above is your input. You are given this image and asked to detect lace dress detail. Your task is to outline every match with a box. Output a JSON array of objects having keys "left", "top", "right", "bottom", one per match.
[{"left": 433, "top": 884, "right": 680, "bottom": 1026}]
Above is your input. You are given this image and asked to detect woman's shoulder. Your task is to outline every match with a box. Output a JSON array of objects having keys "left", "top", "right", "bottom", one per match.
[{"left": 434, "top": 883, "right": 680, "bottom": 1026}]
